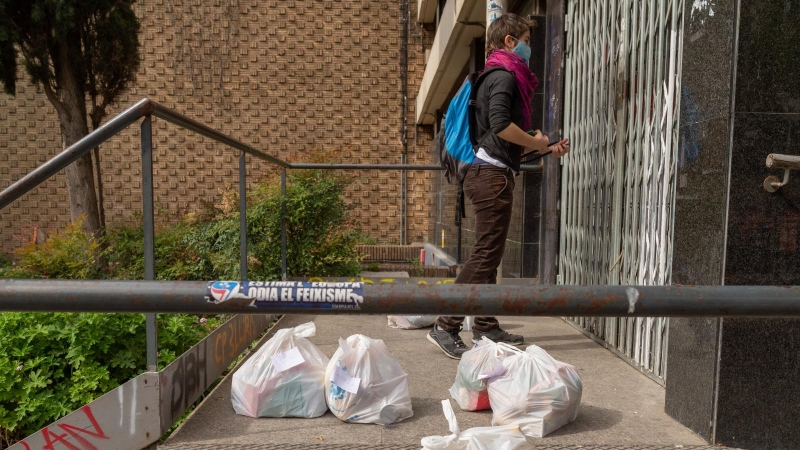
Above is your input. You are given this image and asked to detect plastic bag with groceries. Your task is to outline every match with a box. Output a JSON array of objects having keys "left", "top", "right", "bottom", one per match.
[
  {"left": 231, "top": 321, "right": 329, "bottom": 418},
  {"left": 487, "top": 345, "right": 582, "bottom": 438},
  {"left": 449, "top": 338, "right": 520, "bottom": 411},
  {"left": 325, "top": 334, "right": 413, "bottom": 424}
]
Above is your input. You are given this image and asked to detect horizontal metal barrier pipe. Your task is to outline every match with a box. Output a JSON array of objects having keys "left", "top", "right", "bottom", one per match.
[
  {"left": 1, "top": 95, "right": 545, "bottom": 210},
  {"left": 1, "top": 279, "right": 799, "bottom": 317},
  {"left": 150, "top": 103, "right": 289, "bottom": 168},
  {"left": 289, "top": 163, "right": 544, "bottom": 173},
  {"left": 0, "top": 99, "right": 152, "bottom": 209}
]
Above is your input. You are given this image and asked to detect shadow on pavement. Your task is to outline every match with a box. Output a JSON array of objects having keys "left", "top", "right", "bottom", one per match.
[{"left": 549, "top": 405, "right": 624, "bottom": 436}]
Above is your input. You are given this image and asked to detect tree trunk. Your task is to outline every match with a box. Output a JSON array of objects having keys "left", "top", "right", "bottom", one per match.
[
  {"left": 55, "top": 39, "right": 102, "bottom": 238},
  {"left": 62, "top": 129, "right": 101, "bottom": 237}
]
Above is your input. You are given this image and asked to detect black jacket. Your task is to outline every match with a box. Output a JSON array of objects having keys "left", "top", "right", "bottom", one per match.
[{"left": 475, "top": 69, "right": 524, "bottom": 172}]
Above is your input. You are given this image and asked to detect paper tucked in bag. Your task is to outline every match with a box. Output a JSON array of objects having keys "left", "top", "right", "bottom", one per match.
[
  {"left": 487, "top": 345, "right": 583, "bottom": 438},
  {"left": 330, "top": 367, "right": 361, "bottom": 394},
  {"left": 449, "top": 338, "right": 520, "bottom": 411},
  {"left": 270, "top": 347, "right": 305, "bottom": 372},
  {"left": 231, "top": 321, "right": 329, "bottom": 418},
  {"left": 421, "top": 400, "right": 530, "bottom": 450},
  {"left": 324, "top": 334, "right": 413, "bottom": 424}
]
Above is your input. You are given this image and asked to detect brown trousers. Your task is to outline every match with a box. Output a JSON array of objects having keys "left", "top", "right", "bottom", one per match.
[{"left": 437, "top": 164, "right": 514, "bottom": 333}]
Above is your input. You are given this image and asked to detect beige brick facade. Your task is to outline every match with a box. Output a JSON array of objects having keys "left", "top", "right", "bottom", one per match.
[{"left": 0, "top": 0, "right": 436, "bottom": 255}]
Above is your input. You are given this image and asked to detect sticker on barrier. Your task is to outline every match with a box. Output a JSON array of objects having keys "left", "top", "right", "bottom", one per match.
[{"left": 205, "top": 281, "right": 364, "bottom": 310}]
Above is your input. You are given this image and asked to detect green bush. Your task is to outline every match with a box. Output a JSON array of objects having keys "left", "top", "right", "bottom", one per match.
[
  {"left": 0, "top": 312, "right": 221, "bottom": 446},
  {"left": 194, "top": 169, "right": 365, "bottom": 280},
  {"left": 0, "top": 254, "right": 11, "bottom": 278},
  {"left": 103, "top": 214, "right": 215, "bottom": 281},
  {"left": 105, "top": 169, "right": 365, "bottom": 281},
  {"left": 3, "top": 219, "right": 101, "bottom": 280}
]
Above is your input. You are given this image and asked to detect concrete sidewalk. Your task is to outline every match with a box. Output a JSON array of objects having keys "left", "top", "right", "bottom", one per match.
[{"left": 164, "top": 314, "right": 712, "bottom": 449}]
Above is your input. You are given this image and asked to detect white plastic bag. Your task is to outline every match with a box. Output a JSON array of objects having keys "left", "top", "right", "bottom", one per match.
[
  {"left": 387, "top": 315, "right": 436, "bottom": 329},
  {"left": 487, "top": 345, "right": 582, "bottom": 438},
  {"left": 449, "top": 338, "right": 520, "bottom": 411},
  {"left": 421, "top": 400, "right": 530, "bottom": 450},
  {"left": 324, "top": 334, "right": 413, "bottom": 424},
  {"left": 231, "top": 322, "right": 329, "bottom": 418}
]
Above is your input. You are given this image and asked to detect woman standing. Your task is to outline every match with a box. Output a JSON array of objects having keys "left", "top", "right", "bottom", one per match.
[{"left": 428, "top": 13, "right": 570, "bottom": 359}]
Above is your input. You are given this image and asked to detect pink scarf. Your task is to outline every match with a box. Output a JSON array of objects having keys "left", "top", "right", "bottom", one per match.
[{"left": 484, "top": 49, "right": 539, "bottom": 131}]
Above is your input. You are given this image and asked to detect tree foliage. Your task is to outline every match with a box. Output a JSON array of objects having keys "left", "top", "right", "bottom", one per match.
[
  {"left": 0, "top": 0, "right": 142, "bottom": 235},
  {"left": 0, "top": 0, "right": 140, "bottom": 111}
]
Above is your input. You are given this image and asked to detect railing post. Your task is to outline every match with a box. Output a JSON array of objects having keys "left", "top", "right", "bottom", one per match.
[
  {"left": 141, "top": 116, "right": 158, "bottom": 373},
  {"left": 281, "top": 169, "right": 287, "bottom": 281},
  {"left": 239, "top": 152, "right": 248, "bottom": 281}
]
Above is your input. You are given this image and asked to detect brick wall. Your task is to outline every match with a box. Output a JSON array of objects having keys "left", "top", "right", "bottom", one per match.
[{"left": 0, "top": 0, "right": 436, "bottom": 255}]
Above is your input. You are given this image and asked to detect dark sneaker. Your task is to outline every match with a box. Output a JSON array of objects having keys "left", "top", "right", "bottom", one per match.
[
  {"left": 427, "top": 324, "right": 469, "bottom": 359},
  {"left": 472, "top": 328, "right": 524, "bottom": 346}
]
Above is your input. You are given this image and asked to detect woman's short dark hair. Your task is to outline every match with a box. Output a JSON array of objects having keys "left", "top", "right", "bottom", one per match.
[{"left": 486, "top": 13, "right": 532, "bottom": 54}]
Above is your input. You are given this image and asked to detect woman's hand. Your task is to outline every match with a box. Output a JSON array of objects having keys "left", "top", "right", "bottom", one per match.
[
  {"left": 550, "top": 139, "right": 570, "bottom": 158},
  {"left": 497, "top": 125, "right": 570, "bottom": 157},
  {"left": 523, "top": 130, "right": 550, "bottom": 155},
  {"left": 498, "top": 125, "right": 549, "bottom": 152},
  {"left": 531, "top": 130, "right": 550, "bottom": 152}
]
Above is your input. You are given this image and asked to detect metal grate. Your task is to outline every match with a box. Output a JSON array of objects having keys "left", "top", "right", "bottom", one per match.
[{"left": 560, "top": 0, "right": 685, "bottom": 384}]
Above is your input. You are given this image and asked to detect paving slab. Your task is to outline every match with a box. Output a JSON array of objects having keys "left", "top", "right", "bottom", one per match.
[
  {"left": 163, "top": 445, "right": 729, "bottom": 450},
  {"left": 164, "top": 314, "right": 716, "bottom": 448}
]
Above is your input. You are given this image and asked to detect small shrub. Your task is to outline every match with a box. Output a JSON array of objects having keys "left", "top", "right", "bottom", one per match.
[
  {"left": 105, "top": 169, "right": 365, "bottom": 281},
  {"left": 356, "top": 234, "right": 378, "bottom": 245},
  {"left": 0, "top": 254, "right": 11, "bottom": 278},
  {"left": 408, "top": 258, "right": 424, "bottom": 277},
  {"left": 104, "top": 215, "right": 215, "bottom": 281},
  {"left": 245, "top": 169, "right": 365, "bottom": 279},
  {"left": 3, "top": 219, "right": 101, "bottom": 280}
]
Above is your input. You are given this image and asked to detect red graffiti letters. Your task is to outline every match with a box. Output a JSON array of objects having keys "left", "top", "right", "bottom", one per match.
[{"left": 28, "top": 406, "right": 109, "bottom": 450}]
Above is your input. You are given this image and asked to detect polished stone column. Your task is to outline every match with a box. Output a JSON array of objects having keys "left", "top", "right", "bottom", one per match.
[{"left": 665, "top": 1, "right": 800, "bottom": 448}]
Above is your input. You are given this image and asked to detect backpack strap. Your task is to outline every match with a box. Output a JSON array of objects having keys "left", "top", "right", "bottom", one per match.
[{"left": 455, "top": 182, "right": 465, "bottom": 226}]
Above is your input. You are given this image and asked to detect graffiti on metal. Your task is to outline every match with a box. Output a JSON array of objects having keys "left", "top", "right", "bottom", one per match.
[
  {"left": 10, "top": 373, "right": 159, "bottom": 450},
  {"left": 205, "top": 281, "right": 364, "bottom": 310},
  {"left": 291, "top": 276, "right": 456, "bottom": 285},
  {"left": 159, "top": 313, "right": 274, "bottom": 432}
]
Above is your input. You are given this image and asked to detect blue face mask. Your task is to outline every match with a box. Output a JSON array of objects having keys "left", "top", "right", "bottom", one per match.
[{"left": 512, "top": 37, "right": 531, "bottom": 63}]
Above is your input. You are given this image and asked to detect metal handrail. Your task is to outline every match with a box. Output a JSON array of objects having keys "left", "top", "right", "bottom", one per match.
[
  {"left": 0, "top": 97, "right": 544, "bottom": 209},
  {"left": 0, "top": 99, "right": 274, "bottom": 209}
]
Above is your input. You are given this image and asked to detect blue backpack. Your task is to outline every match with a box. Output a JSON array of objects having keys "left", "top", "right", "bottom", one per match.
[
  {"left": 438, "top": 67, "right": 507, "bottom": 184},
  {"left": 437, "top": 67, "right": 507, "bottom": 223}
]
